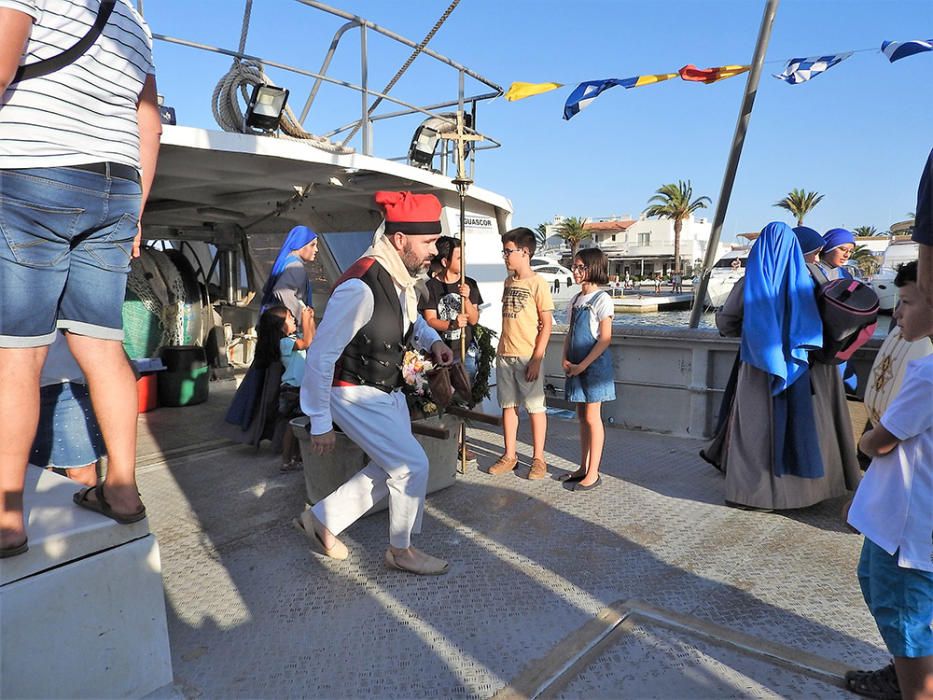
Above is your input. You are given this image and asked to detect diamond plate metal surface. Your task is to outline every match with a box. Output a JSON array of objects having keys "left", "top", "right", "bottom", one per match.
[
  {"left": 137, "top": 383, "right": 886, "bottom": 698},
  {"left": 554, "top": 621, "right": 852, "bottom": 699}
]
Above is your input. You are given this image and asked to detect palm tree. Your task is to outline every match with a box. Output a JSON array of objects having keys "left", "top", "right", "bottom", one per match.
[
  {"left": 850, "top": 244, "right": 880, "bottom": 278},
  {"left": 534, "top": 222, "right": 549, "bottom": 249},
  {"left": 643, "top": 180, "right": 711, "bottom": 274},
  {"left": 773, "top": 188, "right": 824, "bottom": 226},
  {"left": 556, "top": 216, "right": 588, "bottom": 260},
  {"left": 853, "top": 225, "right": 879, "bottom": 238}
]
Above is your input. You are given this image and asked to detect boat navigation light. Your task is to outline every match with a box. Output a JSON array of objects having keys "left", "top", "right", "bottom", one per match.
[{"left": 245, "top": 84, "right": 289, "bottom": 133}]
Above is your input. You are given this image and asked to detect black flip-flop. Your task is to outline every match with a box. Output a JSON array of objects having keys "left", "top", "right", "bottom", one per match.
[
  {"left": 73, "top": 484, "right": 147, "bottom": 524},
  {"left": 0, "top": 539, "right": 28, "bottom": 558}
]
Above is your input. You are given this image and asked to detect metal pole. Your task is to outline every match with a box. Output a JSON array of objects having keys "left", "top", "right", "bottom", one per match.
[
  {"left": 360, "top": 24, "right": 370, "bottom": 155},
  {"left": 689, "top": 0, "right": 780, "bottom": 328}
]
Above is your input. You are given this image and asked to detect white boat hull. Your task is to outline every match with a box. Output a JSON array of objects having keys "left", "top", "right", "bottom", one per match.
[
  {"left": 704, "top": 271, "right": 744, "bottom": 308},
  {"left": 871, "top": 271, "right": 899, "bottom": 312}
]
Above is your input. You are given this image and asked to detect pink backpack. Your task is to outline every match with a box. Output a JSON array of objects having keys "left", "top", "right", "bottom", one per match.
[{"left": 807, "top": 264, "right": 879, "bottom": 364}]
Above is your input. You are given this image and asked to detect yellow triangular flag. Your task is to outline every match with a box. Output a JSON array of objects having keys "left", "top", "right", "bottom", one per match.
[
  {"left": 504, "top": 81, "right": 564, "bottom": 102},
  {"left": 632, "top": 72, "right": 679, "bottom": 87}
]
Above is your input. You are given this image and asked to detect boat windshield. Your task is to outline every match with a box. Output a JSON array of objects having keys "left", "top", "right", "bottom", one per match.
[
  {"left": 321, "top": 232, "right": 374, "bottom": 272},
  {"left": 713, "top": 257, "right": 745, "bottom": 269}
]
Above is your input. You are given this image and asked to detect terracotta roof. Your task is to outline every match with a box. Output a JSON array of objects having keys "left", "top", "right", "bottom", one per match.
[{"left": 583, "top": 219, "right": 636, "bottom": 232}]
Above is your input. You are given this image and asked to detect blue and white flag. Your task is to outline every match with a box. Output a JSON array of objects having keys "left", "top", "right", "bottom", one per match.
[
  {"left": 563, "top": 78, "right": 636, "bottom": 120},
  {"left": 562, "top": 73, "right": 676, "bottom": 120},
  {"left": 773, "top": 52, "right": 853, "bottom": 84},
  {"left": 881, "top": 39, "right": 933, "bottom": 63}
]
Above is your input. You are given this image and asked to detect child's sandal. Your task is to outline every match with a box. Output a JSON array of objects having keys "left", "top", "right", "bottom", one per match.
[{"left": 280, "top": 458, "right": 303, "bottom": 473}]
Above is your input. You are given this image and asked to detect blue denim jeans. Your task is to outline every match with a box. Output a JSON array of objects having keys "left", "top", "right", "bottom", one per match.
[{"left": 0, "top": 166, "right": 141, "bottom": 347}]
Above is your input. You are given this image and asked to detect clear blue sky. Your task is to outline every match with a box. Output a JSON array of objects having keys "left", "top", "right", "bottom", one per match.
[{"left": 143, "top": 0, "right": 931, "bottom": 242}]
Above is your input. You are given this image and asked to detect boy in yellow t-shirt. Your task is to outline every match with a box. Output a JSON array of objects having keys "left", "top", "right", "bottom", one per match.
[{"left": 489, "top": 227, "right": 554, "bottom": 479}]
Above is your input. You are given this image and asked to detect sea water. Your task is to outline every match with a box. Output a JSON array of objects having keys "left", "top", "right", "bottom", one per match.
[{"left": 554, "top": 308, "right": 889, "bottom": 337}]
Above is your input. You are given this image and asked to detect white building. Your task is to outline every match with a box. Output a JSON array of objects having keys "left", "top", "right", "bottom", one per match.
[{"left": 543, "top": 214, "right": 723, "bottom": 278}]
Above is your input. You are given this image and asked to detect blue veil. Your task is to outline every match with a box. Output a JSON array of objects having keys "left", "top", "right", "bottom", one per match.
[
  {"left": 741, "top": 222, "right": 823, "bottom": 396},
  {"left": 821, "top": 227, "right": 855, "bottom": 252},
  {"left": 260, "top": 225, "right": 317, "bottom": 306}
]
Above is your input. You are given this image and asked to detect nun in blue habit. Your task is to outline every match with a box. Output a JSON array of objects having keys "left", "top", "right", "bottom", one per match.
[
  {"left": 705, "top": 222, "right": 860, "bottom": 510},
  {"left": 221, "top": 226, "right": 319, "bottom": 450},
  {"left": 260, "top": 225, "right": 319, "bottom": 320},
  {"left": 817, "top": 227, "right": 856, "bottom": 280}
]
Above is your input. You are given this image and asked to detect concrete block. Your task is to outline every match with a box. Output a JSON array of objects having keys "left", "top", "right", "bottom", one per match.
[
  {"left": 290, "top": 414, "right": 461, "bottom": 514},
  {"left": 0, "top": 470, "right": 172, "bottom": 699}
]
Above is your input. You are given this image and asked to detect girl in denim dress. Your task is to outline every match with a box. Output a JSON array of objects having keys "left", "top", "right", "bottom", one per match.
[{"left": 560, "top": 249, "right": 615, "bottom": 491}]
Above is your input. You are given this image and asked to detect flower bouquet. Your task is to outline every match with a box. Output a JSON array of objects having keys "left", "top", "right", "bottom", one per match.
[{"left": 401, "top": 349, "right": 439, "bottom": 418}]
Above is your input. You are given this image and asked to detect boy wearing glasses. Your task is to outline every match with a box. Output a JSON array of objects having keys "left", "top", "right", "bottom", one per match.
[{"left": 488, "top": 228, "right": 554, "bottom": 479}]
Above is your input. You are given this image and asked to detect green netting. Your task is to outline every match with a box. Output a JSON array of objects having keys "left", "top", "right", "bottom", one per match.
[{"left": 122, "top": 288, "right": 163, "bottom": 359}]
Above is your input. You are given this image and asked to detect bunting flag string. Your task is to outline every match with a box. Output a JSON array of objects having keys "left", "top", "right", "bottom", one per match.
[
  {"left": 773, "top": 52, "right": 853, "bottom": 84},
  {"left": 504, "top": 38, "right": 931, "bottom": 120}
]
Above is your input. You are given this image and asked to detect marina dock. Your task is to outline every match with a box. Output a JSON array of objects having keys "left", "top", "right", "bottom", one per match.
[
  {"left": 133, "top": 379, "right": 881, "bottom": 698},
  {"left": 612, "top": 292, "right": 694, "bottom": 313}
]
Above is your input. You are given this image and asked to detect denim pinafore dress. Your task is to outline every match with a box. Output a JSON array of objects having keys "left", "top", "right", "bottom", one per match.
[{"left": 565, "top": 291, "right": 616, "bottom": 403}]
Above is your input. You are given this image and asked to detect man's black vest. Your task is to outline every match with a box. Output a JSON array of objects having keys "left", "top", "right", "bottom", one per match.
[{"left": 334, "top": 258, "right": 412, "bottom": 392}]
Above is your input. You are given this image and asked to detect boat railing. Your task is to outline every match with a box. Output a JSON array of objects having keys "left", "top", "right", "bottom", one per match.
[{"left": 139, "top": 0, "right": 502, "bottom": 175}]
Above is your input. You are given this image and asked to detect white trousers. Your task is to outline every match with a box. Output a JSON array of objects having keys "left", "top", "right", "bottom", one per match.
[{"left": 311, "top": 387, "right": 428, "bottom": 548}]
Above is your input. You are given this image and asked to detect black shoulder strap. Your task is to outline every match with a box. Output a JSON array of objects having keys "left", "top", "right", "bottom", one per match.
[{"left": 11, "top": 0, "right": 116, "bottom": 85}]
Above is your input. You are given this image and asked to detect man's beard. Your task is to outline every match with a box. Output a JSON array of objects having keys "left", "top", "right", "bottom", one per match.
[{"left": 401, "top": 244, "right": 427, "bottom": 276}]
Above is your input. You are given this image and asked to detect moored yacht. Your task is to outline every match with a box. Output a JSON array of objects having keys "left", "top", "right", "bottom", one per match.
[
  {"left": 703, "top": 247, "right": 749, "bottom": 308},
  {"left": 870, "top": 239, "right": 920, "bottom": 312}
]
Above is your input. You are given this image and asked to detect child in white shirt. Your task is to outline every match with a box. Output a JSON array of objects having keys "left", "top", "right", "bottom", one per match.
[{"left": 846, "top": 261, "right": 933, "bottom": 700}]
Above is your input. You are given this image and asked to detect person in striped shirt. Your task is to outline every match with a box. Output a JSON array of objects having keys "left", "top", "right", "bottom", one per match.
[{"left": 0, "top": 0, "right": 161, "bottom": 557}]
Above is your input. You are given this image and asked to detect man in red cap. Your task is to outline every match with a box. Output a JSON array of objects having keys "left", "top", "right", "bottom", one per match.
[{"left": 296, "top": 191, "right": 453, "bottom": 575}]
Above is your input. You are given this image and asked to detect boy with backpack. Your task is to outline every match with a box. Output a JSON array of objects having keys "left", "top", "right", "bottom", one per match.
[{"left": 845, "top": 260, "right": 933, "bottom": 700}]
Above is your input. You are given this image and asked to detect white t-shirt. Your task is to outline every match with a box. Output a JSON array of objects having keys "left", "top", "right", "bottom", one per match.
[
  {"left": 566, "top": 290, "right": 614, "bottom": 338},
  {"left": 847, "top": 354, "right": 933, "bottom": 572},
  {"left": 0, "top": 0, "right": 154, "bottom": 170}
]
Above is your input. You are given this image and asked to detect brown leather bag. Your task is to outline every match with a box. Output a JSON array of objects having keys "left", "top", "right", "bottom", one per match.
[
  {"left": 426, "top": 367, "right": 454, "bottom": 409},
  {"left": 448, "top": 361, "right": 473, "bottom": 405}
]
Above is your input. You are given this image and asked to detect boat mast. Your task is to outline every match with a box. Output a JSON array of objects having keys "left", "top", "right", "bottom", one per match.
[
  {"left": 689, "top": 0, "right": 780, "bottom": 328},
  {"left": 439, "top": 80, "right": 482, "bottom": 472}
]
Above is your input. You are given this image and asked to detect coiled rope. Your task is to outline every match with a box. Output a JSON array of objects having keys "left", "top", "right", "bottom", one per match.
[{"left": 211, "top": 0, "right": 353, "bottom": 154}]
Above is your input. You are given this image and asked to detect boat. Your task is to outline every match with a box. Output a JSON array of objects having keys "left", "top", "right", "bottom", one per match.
[
  {"left": 703, "top": 247, "right": 749, "bottom": 308},
  {"left": 870, "top": 239, "right": 920, "bottom": 312},
  {"left": 530, "top": 257, "right": 579, "bottom": 306},
  {"left": 133, "top": 1, "right": 514, "bottom": 364}
]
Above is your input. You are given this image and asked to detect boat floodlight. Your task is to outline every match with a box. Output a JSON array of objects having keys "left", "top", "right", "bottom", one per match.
[
  {"left": 408, "top": 124, "right": 440, "bottom": 169},
  {"left": 245, "top": 84, "right": 289, "bottom": 133}
]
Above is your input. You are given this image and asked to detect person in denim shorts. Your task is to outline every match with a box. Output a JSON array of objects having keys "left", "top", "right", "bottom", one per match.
[{"left": 0, "top": 1, "right": 162, "bottom": 557}]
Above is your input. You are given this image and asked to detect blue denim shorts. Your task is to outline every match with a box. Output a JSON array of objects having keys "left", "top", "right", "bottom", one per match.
[
  {"left": 0, "top": 166, "right": 141, "bottom": 347},
  {"left": 30, "top": 381, "right": 105, "bottom": 469},
  {"left": 858, "top": 538, "right": 933, "bottom": 658}
]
